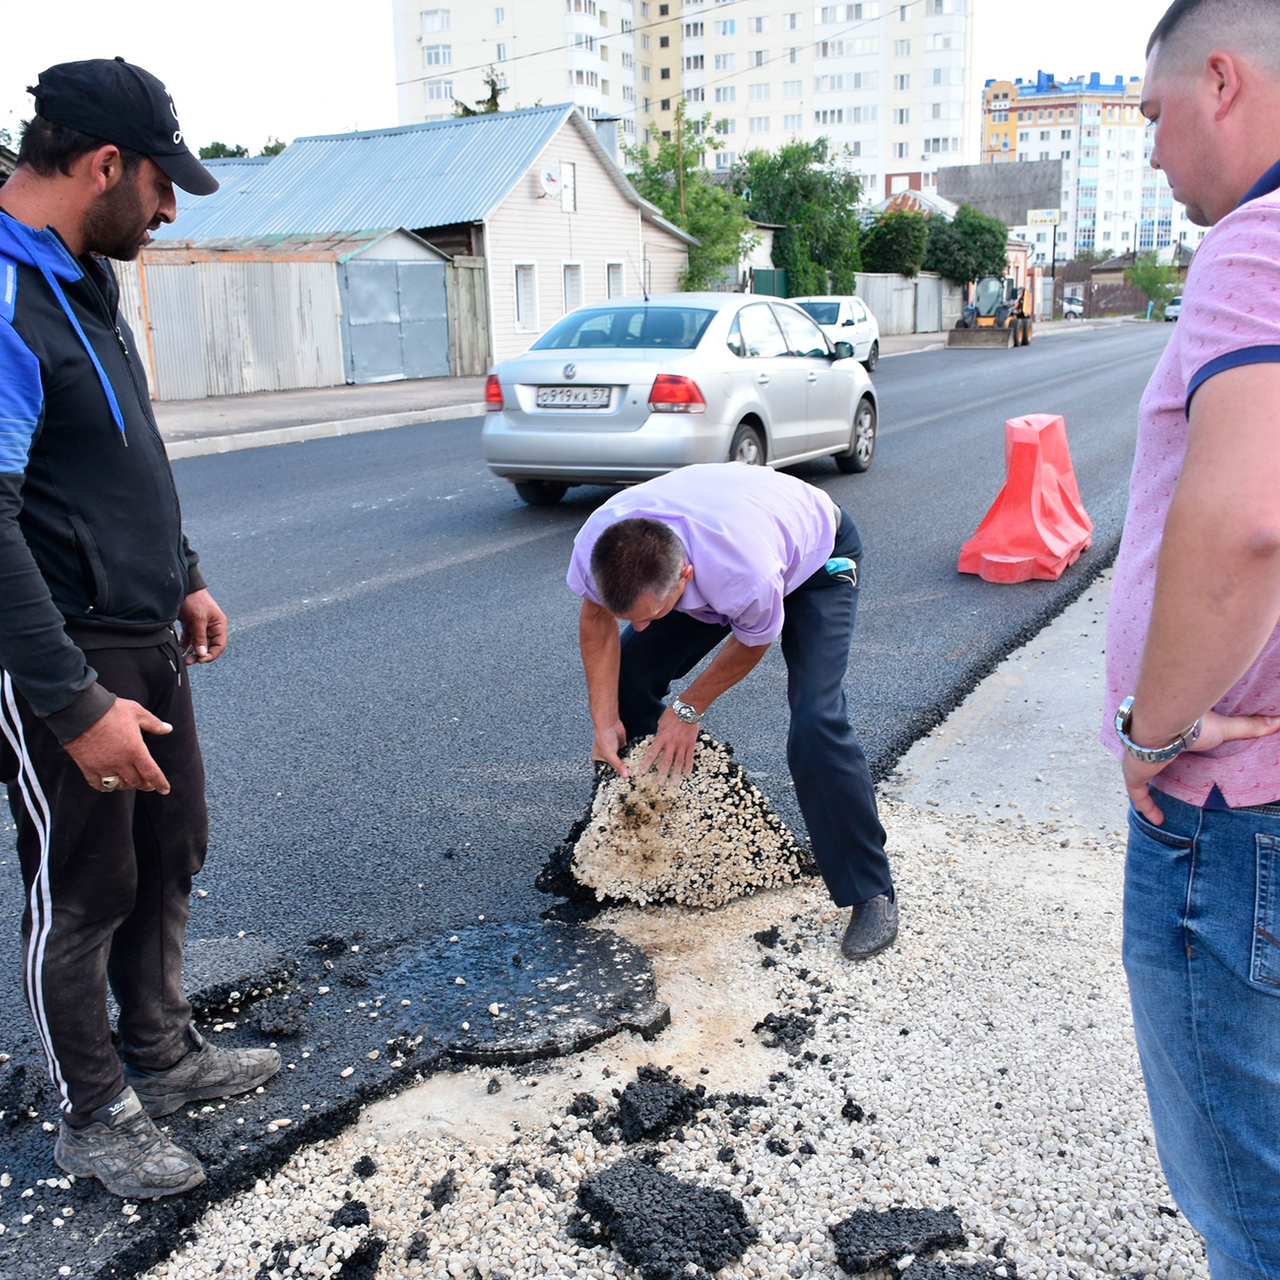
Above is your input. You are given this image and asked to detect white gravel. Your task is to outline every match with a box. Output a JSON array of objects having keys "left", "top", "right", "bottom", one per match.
[{"left": 139, "top": 573, "right": 1209, "bottom": 1280}]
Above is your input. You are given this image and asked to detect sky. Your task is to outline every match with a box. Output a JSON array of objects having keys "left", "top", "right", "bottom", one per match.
[{"left": 0, "top": 0, "right": 1171, "bottom": 156}]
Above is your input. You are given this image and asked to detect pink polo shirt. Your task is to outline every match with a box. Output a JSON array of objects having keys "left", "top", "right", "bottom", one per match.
[{"left": 1103, "top": 179, "right": 1280, "bottom": 806}]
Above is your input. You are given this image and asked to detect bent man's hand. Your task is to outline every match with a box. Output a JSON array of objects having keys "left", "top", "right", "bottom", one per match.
[
  {"left": 592, "top": 720, "right": 629, "bottom": 778},
  {"left": 178, "top": 589, "right": 227, "bottom": 666},
  {"left": 638, "top": 709, "right": 699, "bottom": 786},
  {"left": 1124, "top": 708, "right": 1280, "bottom": 824},
  {"left": 64, "top": 698, "right": 174, "bottom": 794}
]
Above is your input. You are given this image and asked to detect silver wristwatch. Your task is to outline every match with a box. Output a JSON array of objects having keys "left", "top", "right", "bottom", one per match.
[
  {"left": 1114, "top": 695, "right": 1202, "bottom": 764},
  {"left": 671, "top": 698, "right": 702, "bottom": 724}
]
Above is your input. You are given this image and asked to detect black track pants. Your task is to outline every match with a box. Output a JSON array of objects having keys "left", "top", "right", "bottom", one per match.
[{"left": 0, "top": 634, "right": 208, "bottom": 1123}]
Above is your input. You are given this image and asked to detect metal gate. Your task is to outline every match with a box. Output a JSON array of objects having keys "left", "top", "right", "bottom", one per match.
[{"left": 340, "top": 259, "right": 451, "bottom": 384}]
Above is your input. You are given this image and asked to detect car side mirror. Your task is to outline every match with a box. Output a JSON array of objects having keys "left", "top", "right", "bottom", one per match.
[
  {"left": 833, "top": 341, "right": 854, "bottom": 360},
  {"left": 842, "top": 318, "right": 855, "bottom": 326}
]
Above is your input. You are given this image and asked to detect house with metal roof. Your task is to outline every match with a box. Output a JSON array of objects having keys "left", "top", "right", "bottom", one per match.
[{"left": 156, "top": 104, "right": 695, "bottom": 371}]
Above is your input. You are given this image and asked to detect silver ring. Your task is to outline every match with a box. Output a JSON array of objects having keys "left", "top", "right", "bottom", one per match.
[{"left": 100, "top": 775, "right": 121, "bottom": 792}]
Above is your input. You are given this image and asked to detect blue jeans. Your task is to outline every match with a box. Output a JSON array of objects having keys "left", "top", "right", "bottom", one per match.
[{"left": 1124, "top": 789, "right": 1280, "bottom": 1279}]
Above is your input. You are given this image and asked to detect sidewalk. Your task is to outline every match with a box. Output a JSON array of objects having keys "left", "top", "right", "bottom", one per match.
[
  {"left": 139, "top": 567, "right": 1209, "bottom": 1280},
  {"left": 155, "top": 319, "right": 1136, "bottom": 462}
]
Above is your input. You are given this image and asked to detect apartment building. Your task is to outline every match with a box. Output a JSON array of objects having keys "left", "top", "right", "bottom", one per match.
[
  {"left": 392, "top": 0, "right": 976, "bottom": 202},
  {"left": 981, "top": 70, "right": 1205, "bottom": 264}
]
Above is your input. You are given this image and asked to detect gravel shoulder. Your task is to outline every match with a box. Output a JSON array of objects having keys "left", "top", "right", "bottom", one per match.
[{"left": 139, "top": 570, "right": 1208, "bottom": 1280}]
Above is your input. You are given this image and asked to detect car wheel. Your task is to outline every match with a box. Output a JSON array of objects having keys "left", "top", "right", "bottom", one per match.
[
  {"left": 1021, "top": 318, "right": 1032, "bottom": 346},
  {"left": 514, "top": 480, "right": 567, "bottom": 506},
  {"left": 862, "top": 340, "right": 879, "bottom": 374},
  {"left": 836, "top": 396, "right": 876, "bottom": 474},
  {"left": 730, "top": 423, "right": 766, "bottom": 465}
]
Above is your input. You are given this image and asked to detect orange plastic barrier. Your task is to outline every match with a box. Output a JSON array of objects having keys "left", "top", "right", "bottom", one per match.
[{"left": 958, "top": 413, "right": 1093, "bottom": 583}]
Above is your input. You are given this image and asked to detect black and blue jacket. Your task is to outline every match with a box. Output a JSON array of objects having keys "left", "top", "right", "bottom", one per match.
[{"left": 0, "top": 210, "right": 204, "bottom": 742}]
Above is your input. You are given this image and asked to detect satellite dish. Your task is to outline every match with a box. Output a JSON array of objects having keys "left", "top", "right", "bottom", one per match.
[{"left": 539, "top": 165, "right": 562, "bottom": 198}]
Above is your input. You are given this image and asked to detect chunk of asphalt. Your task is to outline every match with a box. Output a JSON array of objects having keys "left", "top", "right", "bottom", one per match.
[
  {"left": 831, "top": 1207, "right": 967, "bottom": 1275},
  {"left": 538, "top": 734, "right": 815, "bottom": 914},
  {"left": 332, "top": 1234, "right": 386, "bottom": 1280},
  {"left": 0, "top": 919, "right": 667, "bottom": 1279},
  {"left": 573, "top": 1156, "right": 758, "bottom": 1280},
  {"left": 615, "top": 1065, "right": 703, "bottom": 1143},
  {"left": 330, "top": 1199, "right": 370, "bottom": 1229},
  {"left": 183, "top": 936, "right": 299, "bottom": 1020},
  {"left": 902, "top": 1261, "right": 1018, "bottom": 1279},
  {"left": 255, "top": 992, "right": 309, "bottom": 1037},
  {"left": 380, "top": 921, "right": 669, "bottom": 1065},
  {"left": 754, "top": 1011, "right": 816, "bottom": 1053},
  {"left": 424, "top": 1168, "right": 458, "bottom": 1214}
]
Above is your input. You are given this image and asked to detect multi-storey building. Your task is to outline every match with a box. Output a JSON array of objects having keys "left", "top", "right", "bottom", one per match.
[
  {"left": 980, "top": 70, "right": 1206, "bottom": 265},
  {"left": 392, "top": 0, "right": 976, "bottom": 202}
]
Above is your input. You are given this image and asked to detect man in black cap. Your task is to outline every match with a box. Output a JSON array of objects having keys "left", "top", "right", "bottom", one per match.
[{"left": 0, "top": 59, "right": 278, "bottom": 1200}]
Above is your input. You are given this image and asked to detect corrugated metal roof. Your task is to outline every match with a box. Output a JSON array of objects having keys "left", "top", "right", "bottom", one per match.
[
  {"left": 174, "top": 155, "right": 276, "bottom": 221},
  {"left": 143, "top": 228, "right": 446, "bottom": 264},
  {"left": 158, "top": 105, "right": 576, "bottom": 241}
]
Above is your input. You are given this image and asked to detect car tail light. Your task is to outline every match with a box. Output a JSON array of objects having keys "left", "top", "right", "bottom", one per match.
[
  {"left": 648, "top": 374, "right": 706, "bottom": 414},
  {"left": 485, "top": 374, "right": 503, "bottom": 411}
]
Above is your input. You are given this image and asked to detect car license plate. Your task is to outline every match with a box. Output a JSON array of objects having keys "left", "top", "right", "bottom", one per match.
[{"left": 536, "top": 385, "right": 610, "bottom": 409}]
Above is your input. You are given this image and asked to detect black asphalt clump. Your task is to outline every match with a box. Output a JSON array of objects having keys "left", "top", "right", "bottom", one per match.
[
  {"left": 352, "top": 1154, "right": 377, "bottom": 1179},
  {"left": 330, "top": 1199, "right": 370, "bottom": 1229},
  {"left": 424, "top": 1168, "right": 458, "bottom": 1214},
  {"left": 405, "top": 1231, "right": 431, "bottom": 1263},
  {"left": 535, "top": 1168, "right": 555, "bottom": 1189},
  {"left": 831, "top": 1207, "right": 967, "bottom": 1275},
  {"left": 491, "top": 1163, "right": 514, "bottom": 1195},
  {"left": 574, "top": 1157, "right": 758, "bottom": 1280},
  {"left": 570, "top": 1091, "right": 599, "bottom": 1116},
  {"left": 902, "top": 1261, "right": 1017, "bottom": 1280},
  {"left": 255, "top": 992, "right": 309, "bottom": 1037},
  {"left": 332, "top": 1234, "right": 385, "bottom": 1280},
  {"left": 307, "top": 933, "right": 351, "bottom": 955},
  {"left": 754, "top": 1011, "right": 815, "bottom": 1053},
  {"left": 253, "top": 1240, "right": 293, "bottom": 1280},
  {"left": 0, "top": 1062, "right": 50, "bottom": 1129},
  {"left": 615, "top": 1065, "right": 703, "bottom": 1143},
  {"left": 753, "top": 925, "right": 781, "bottom": 949},
  {"left": 842, "top": 1099, "right": 865, "bottom": 1123}
]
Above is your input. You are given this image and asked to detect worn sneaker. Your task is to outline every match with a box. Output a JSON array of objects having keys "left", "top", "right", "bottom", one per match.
[
  {"left": 54, "top": 1087, "right": 205, "bottom": 1199},
  {"left": 123, "top": 1027, "right": 281, "bottom": 1118},
  {"left": 840, "top": 892, "right": 899, "bottom": 959}
]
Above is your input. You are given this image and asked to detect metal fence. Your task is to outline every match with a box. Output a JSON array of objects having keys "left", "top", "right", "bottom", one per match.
[{"left": 855, "top": 271, "right": 963, "bottom": 335}]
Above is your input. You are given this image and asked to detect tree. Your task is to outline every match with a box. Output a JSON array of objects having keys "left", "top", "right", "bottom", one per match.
[
  {"left": 923, "top": 203, "right": 1010, "bottom": 283},
  {"left": 731, "top": 139, "right": 863, "bottom": 294},
  {"left": 622, "top": 104, "right": 758, "bottom": 292},
  {"left": 860, "top": 209, "right": 929, "bottom": 277},
  {"left": 198, "top": 141, "right": 249, "bottom": 159},
  {"left": 1125, "top": 252, "right": 1182, "bottom": 308},
  {"left": 259, "top": 137, "right": 287, "bottom": 157},
  {"left": 455, "top": 71, "right": 506, "bottom": 117}
]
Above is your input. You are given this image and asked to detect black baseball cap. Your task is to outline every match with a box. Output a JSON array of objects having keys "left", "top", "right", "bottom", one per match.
[{"left": 29, "top": 57, "right": 219, "bottom": 196}]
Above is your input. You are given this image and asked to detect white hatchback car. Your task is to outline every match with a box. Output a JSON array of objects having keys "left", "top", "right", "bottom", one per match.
[
  {"left": 789, "top": 295, "right": 881, "bottom": 372},
  {"left": 481, "top": 292, "right": 879, "bottom": 505}
]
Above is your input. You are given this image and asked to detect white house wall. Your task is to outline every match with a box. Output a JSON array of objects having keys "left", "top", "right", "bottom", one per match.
[{"left": 485, "top": 121, "right": 689, "bottom": 363}]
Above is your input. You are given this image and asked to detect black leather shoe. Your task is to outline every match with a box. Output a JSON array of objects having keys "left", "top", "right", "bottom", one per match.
[{"left": 841, "top": 892, "right": 898, "bottom": 959}]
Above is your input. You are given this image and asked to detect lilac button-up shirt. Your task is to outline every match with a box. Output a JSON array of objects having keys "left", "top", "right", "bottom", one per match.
[{"left": 567, "top": 463, "right": 839, "bottom": 646}]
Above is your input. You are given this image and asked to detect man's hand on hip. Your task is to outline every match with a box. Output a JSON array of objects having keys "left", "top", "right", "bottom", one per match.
[
  {"left": 1124, "top": 709, "right": 1280, "bottom": 824},
  {"left": 178, "top": 589, "right": 227, "bottom": 666},
  {"left": 64, "top": 698, "right": 174, "bottom": 794},
  {"left": 638, "top": 708, "right": 700, "bottom": 785},
  {"left": 592, "top": 719, "right": 630, "bottom": 778}
]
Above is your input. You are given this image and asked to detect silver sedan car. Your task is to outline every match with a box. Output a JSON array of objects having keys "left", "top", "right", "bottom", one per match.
[{"left": 481, "top": 292, "right": 879, "bottom": 505}]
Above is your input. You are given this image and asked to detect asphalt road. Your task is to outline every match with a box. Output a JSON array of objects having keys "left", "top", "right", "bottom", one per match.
[{"left": 0, "top": 323, "right": 1169, "bottom": 1027}]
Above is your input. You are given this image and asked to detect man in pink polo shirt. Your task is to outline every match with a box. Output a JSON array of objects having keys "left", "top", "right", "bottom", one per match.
[
  {"left": 568, "top": 462, "right": 897, "bottom": 959},
  {"left": 1103, "top": 2, "right": 1280, "bottom": 1273}
]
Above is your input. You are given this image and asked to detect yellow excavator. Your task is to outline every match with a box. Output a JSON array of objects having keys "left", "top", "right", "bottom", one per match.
[{"left": 946, "top": 274, "right": 1033, "bottom": 348}]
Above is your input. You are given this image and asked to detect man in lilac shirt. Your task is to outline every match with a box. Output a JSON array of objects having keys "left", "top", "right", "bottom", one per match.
[
  {"left": 568, "top": 462, "right": 897, "bottom": 959},
  {"left": 1103, "top": 1, "right": 1280, "bottom": 1273}
]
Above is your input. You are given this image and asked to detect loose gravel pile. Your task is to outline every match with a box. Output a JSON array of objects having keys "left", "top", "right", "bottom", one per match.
[
  {"left": 136, "top": 795, "right": 1208, "bottom": 1280},
  {"left": 539, "top": 734, "right": 811, "bottom": 910}
]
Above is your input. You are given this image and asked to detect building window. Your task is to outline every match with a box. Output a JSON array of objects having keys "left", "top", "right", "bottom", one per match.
[
  {"left": 683, "top": 55, "right": 703, "bottom": 69},
  {"left": 894, "top": 39, "right": 910, "bottom": 56},
  {"left": 898, "top": 3, "right": 909, "bottom": 18},
  {"left": 641, "top": 33, "right": 650, "bottom": 49},
  {"left": 660, "top": 66, "right": 670, "bottom": 79},
  {"left": 641, "top": 64, "right": 651, "bottom": 80},
  {"left": 606, "top": 261, "right": 624, "bottom": 297},
  {"left": 563, "top": 263, "right": 583, "bottom": 313},
  {"left": 426, "top": 78, "right": 453, "bottom": 100},
  {"left": 683, "top": 86, "right": 705, "bottom": 101},
  {"left": 749, "top": 116, "right": 770, "bottom": 132},
  {"left": 514, "top": 264, "right": 539, "bottom": 331},
  {"left": 748, "top": 83, "right": 770, "bottom": 100},
  {"left": 659, "top": 34, "right": 669, "bottom": 47},
  {"left": 816, "top": 40, "right": 843, "bottom": 57},
  {"left": 850, "top": 71, "right": 876, "bottom": 89},
  {"left": 893, "top": 108, "right": 909, "bottom": 124},
  {"left": 893, "top": 141, "right": 909, "bottom": 158},
  {"left": 421, "top": 8, "right": 451, "bottom": 31},
  {"left": 560, "top": 161, "right": 577, "bottom": 212},
  {"left": 495, "top": 42, "right": 506, "bottom": 60},
  {"left": 423, "top": 44, "right": 452, "bottom": 66},
  {"left": 786, "top": 11, "right": 800, "bottom": 27},
  {"left": 714, "top": 85, "right": 735, "bottom": 102},
  {"left": 783, "top": 113, "right": 803, "bottom": 130},
  {"left": 748, "top": 14, "right": 765, "bottom": 31},
  {"left": 715, "top": 18, "right": 734, "bottom": 34},
  {"left": 683, "top": 20, "right": 703, "bottom": 35},
  {"left": 783, "top": 79, "right": 802, "bottom": 97},
  {"left": 715, "top": 54, "right": 736, "bottom": 70},
  {"left": 814, "top": 108, "right": 844, "bottom": 124},
  {"left": 893, "top": 74, "right": 909, "bottom": 91},
  {"left": 719, "top": 117, "right": 736, "bottom": 133},
  {"left": 715, "top": 150, "right": 736, "bottom": 168},
  {"left": 494, "top": 5, "right": 504, "bottom": 21},
  {"left": 850, "top": 105, "right": 877, "bottom": 123}
]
